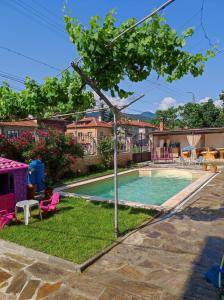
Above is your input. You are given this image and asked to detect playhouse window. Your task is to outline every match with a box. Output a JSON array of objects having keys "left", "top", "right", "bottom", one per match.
[{"left": 0, "top": 173, "right": 14, "bottom": 195}]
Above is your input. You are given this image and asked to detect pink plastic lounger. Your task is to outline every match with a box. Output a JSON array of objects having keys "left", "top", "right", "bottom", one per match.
[
  {"left": 0, "top": 209, "right": 17, "bottom": 230},
  {"left": 40, "top": 192, "right": 60, "bottom": 214}
]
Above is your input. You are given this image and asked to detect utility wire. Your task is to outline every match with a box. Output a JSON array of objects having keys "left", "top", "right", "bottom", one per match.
[
  {"left": 0, "top": 46, "right": 60, "bottom": 71},
  {"left": 200, "top": 0, "right": 213, "bottom": 47},
  {"left": 12, "top": 0, "right": 65, "bottom": 35},
  {"left": 31, "top": 0, "right": 64, "bottom": 28},
  {"left": 3, "top": 0, "right": 66, "bottom": 39}
]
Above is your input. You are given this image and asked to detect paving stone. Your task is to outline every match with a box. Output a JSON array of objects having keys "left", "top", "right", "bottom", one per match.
[
  {"left": 0, "top": 269, "right": 11, "bottom": 284},
  {"left": 0, "top": 257, "right": 25, "bottom": 273},
  {"left": 4, "top": 253, "right": 34, "bottom": 265},
  {"left": 19, "top": 279, "right": 40, "bottom": 300},
  {"left": 6, "top": 270, "right": 27, "bottom": 295},
  {"left": 99, "top": 287, "right": 141, "bottom": 300},
  {"left": 68, "top": 275, "right": 105, "bottom": 299},
  {"left": 50, "top": 287, "right": 89, "bottom": 300},
  {"left": 36, "top": 282, "right": 62, "bottom": 300},
  {"left": 26, "top": 262, "right": 69, "bottom": 282}
]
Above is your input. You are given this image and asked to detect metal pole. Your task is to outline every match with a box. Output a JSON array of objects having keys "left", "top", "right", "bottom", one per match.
[
  {"left": 186, "top": 91, "right": 196, "bottom": 103},
  {"left": 110, "top": 0, "right": 175, "bottom": 44},
  {"left": 113, "top": 107, "right": 119, "bottom": 238}
]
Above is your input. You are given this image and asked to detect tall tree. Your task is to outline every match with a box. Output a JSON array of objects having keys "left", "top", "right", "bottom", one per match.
[{"left": 151, "top": 99, "right": 224, "bottom": 129}]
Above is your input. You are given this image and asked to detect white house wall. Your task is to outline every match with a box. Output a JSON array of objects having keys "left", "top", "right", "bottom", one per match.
[{"left": 205, "top": 133, "right": 224, "bottom": 148}]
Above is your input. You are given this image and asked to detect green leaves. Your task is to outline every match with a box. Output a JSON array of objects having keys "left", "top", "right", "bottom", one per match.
[
  {"left": 0, "top": 71, "right": 95, "bottom": 120},
  {"left": 152, "top": 99, "right": 224, "bottom": 129},
  {"left": 64, "top": 11, "right": 213, "bottom": 99}
]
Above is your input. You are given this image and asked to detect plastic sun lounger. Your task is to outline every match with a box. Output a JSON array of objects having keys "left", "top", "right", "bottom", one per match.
[
  {"left": 40, "top": 192, "right": 60, "bottom": 214},
  {"left": 0, "top": 209, "right": 17, "bottom": 230}
]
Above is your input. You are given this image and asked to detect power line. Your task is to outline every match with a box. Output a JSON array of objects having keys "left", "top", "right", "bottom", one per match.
[
  {"left": 200, "top": 0, "right": 213, "bottom": 47},
  {"left": 177, "top": 8, "right": 201, "bottom": 32},
  {"left": 31, "top": 0, "right": 64, "bottom": 27},
  {"left": 0, "top": 70, "right": 25, "bottom": 84},
  {"left": 12, "top": 0, "right": 65, "bottom": 35},
  {"left": 2, "top": 0, "right": 66, "bottom": 39},
  {"left": 0, "top": 46, "right": 60, "bottom": 71}
]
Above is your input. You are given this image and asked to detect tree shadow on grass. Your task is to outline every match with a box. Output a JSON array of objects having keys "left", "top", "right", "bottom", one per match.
[{"left": 90, "top": 200, "right": 155, "bottom": 216}]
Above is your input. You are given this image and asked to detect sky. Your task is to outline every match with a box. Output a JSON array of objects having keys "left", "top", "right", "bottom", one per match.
[{"left": 0, "top": 0, "right": 223, "bottom": 114}]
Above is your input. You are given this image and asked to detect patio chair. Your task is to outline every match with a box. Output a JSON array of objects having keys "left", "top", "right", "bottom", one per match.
[
  {"left": 40, "top": 192, "right": 60, "bottom": 214},
  {"left": 195, "top": 156, "right": 204, "bottom": 165},
  {"left": 0, "top": 209, "right": 17, "bottom": 230},
  {"left": 179, "top": 156, "right": 189, "bottom": 166}
]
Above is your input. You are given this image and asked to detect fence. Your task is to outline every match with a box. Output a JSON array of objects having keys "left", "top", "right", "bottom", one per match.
[
  {"left": 151, "top": 147, "right": 173, "bottom": 162},
  {"left": 132, "top": 152, "right": 151, "bottom": 163},
  {"left": 76, "top": 133, "right": 132, "bottom": 155}
]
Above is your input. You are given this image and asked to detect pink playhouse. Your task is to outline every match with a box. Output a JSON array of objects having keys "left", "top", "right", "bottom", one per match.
[{"left": 0, "top": 158, "right": 28, "bottom": 212}]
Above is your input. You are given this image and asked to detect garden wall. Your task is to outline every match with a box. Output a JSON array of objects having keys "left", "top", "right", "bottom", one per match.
[{"left": 70, "top": 152, "right": 133, "bottom": 174}]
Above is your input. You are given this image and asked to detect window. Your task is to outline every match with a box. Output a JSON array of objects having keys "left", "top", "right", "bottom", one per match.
[
  {"left": 100, "top": 132, "right": 104, "bottom": 138},
  {"left": 78, "top": 132, "right": 83, "bottom": 141},
  {"left": 7, "top": 130, "right": 19, "bottom": 138}
]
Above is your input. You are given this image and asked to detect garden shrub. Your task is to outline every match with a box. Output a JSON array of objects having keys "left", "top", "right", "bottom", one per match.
[
  {"left": 88, "top": 164, "right": 105, "bottom": 173},
  {"left": 97, "top": 136, "right": 114, "bottom": 168},
  {"left": 0, "top": 128, "right": 83, "bottom": 182}
]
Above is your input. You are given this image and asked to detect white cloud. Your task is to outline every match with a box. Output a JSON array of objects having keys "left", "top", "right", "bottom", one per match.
[
  {"left": 93, "top": 91, "right": 129, "bottom": 109},
  {"left": 214, "top": 100, "right": 223, "bottom": 108},
  {"left": 198, "top": 96, "right": 223, "bottom": 108},
  {"left": 198, "top": 96, "right": 211, "bottom": 103},
  {"left": 158, "top": 97, "right": 177, "bottom": 110}
]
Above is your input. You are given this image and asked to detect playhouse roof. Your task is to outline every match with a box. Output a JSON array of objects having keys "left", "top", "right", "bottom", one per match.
[{"left": 0, "top": 158, "right": 28, "bottom": 173}]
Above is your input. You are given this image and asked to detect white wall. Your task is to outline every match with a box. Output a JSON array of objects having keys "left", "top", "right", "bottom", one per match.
[{"left": 205, "top": 133, "right": 224, "bottom": 148}]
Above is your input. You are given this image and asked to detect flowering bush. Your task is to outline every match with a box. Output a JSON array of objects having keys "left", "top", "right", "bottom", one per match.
[{"left": 0, "top": 129, "right": 83, "bottom": 181}]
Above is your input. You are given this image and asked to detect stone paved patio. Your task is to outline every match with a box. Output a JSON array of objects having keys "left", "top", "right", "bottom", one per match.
[{"left": 0, "top": 172, "right": 223, "bottom": 299}]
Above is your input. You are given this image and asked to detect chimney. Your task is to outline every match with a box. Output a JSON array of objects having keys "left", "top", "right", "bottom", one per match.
[
  {"left": 98, "top": 115, "right": 102, "bottom": 122},
  {"left": 160, "top": 117, "right": 164, "bottom": 131}
]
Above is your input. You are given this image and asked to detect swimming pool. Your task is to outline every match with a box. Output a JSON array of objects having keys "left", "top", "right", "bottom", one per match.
[{"left": 62, "top": 168, "right": 209, "bottom": 208}]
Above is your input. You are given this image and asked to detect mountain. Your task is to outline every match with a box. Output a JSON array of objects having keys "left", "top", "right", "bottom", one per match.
[
  {"left": 87, "top": 111, "right": 155, "bottom": 122},
  {"left": 123, "top": 111, "right": 155, "bottom": 122}
]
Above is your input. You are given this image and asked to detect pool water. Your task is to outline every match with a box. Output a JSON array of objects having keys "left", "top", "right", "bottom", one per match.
[{"left": 65, "top": 171, "right": 197, "bottom": 206}]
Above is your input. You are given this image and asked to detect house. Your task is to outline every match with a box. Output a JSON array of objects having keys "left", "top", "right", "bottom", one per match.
[
  {"left": 66, "top": 117, "right": 112, "bottom": 154},
  {"left": 118, "top": 119, "right": 157, "bottom": 151},
  {"left": 0, "top": 120, "right": 38, "bottom": 138},
  {"left": 151, "top": 118, "right": 224, "bottom": 160},
  {"left": 67, "top": 116, "right": 157, "bottom": 154},
  {"left": 0, "top": 118, "right": 67, "bottom": 138}
]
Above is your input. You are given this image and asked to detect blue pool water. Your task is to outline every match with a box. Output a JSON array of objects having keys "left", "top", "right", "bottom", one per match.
[{"left": 65, "top": 171, "right": 196, "bottom": 206}]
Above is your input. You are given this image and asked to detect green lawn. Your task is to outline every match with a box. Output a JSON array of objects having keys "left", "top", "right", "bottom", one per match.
[{"left": 0, "top": 197, "right": 154, "bottom": 264}]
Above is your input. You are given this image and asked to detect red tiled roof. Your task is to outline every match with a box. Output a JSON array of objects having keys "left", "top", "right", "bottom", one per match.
[
  {"left": 67, "top": 117, "right": 112, "bottom": 129},
  {"left": 0, "top": 120, "right": 38, "bottom": 127},
  {"left": 120, "top": 119, "right": 157, "bottom": 128},
  {"left": 0, "top": 157, "right": 28, "bottom": 173}
]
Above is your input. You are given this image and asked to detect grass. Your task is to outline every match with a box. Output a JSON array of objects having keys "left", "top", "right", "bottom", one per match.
[{"left": 0, "top": 197, "right": 154, "bottom": 264}]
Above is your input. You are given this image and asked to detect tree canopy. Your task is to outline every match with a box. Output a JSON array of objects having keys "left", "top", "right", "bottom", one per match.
[
  {"left": 0, "top": 71, "right": 94, "bottom": 121},
  {"left": 152, "top": 99, "right": 224, "bottom": 129},
  {"left": 65, "top": 11, "right": 214, "bottom": 99}
]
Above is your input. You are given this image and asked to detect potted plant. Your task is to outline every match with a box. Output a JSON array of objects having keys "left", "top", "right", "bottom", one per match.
[
  {"left": 202, "top": 162, "right": 208, "bottom": 171},
  {"left": 210, "top": 162, "right": 218, "bottom": 173},
  {"left": 44, "top": 176, "right": 54, "bottom": 198}
]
